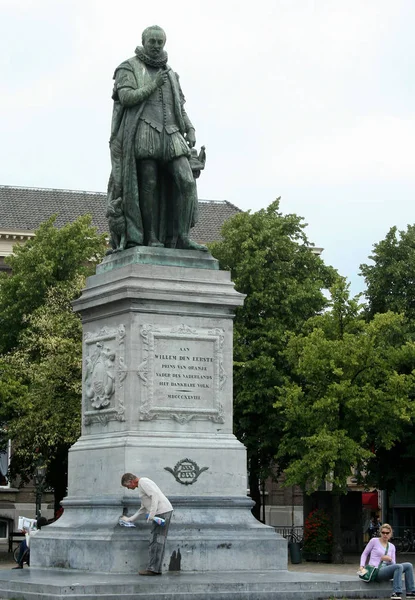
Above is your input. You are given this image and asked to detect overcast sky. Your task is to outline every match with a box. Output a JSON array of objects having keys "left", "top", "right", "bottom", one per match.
[{"left": 1, "top": 0, "right": 414, "bottom": 295}]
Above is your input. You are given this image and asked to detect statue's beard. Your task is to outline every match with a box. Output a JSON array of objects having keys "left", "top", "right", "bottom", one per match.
[{"left": 135, "top": 46, "right": 168, "bottom": 68}]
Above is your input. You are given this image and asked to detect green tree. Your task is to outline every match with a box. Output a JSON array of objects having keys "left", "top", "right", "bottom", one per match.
[
  {"left": 209, "top": 199, "right": 336, "bottom": 518},
  {"left": 275, "top": 279, "right": 415, "bottom": 562},
  {"left": 0, "top": 358, "right": 28, "bottom": 453},
  {"left": 360, "top": 224, "right": 415, "bottom": 321},
  {"left": 0, "top": 216, "right": 106, "bottom": 506},
  {"left": 0, "top": 215, "right": 105, "bottom": 354},
  {"left": 360, "top": 224, "right": 415, "bottom": 496},
  {"left": 6, "top": 282, "right": 84, "bottom": 507}
]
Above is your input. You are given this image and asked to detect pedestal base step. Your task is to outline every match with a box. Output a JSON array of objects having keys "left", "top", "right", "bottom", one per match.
[{"left": 0, "top": 567, "right": 393, "bottom": 600}]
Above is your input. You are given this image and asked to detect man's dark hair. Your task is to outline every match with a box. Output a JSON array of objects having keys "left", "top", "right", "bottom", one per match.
[
  {"left": 121, "top": 472, "right": 137, "bottom": 486},
  {"left": 36, "top": 517, "right": 48, "bottom": 530}
]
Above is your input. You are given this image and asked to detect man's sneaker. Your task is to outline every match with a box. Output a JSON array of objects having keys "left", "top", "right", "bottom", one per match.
[
  {"left": 391, "top": 593, "right": 402, "bottom": 599},
  {"left": 406, "top": 593, "right": 415, "bottom": 598}
]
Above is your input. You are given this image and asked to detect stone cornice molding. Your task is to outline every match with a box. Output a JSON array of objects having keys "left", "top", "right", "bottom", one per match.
[
  {"left": 0, "top": 231, "right": 35, "bottom": 240},
  {"left": 0, "top": 229, "right": 35, "bottom": 257}
]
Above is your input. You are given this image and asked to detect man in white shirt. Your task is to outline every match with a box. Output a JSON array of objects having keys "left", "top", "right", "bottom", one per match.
[{"left": 120, "top": 472, "right": 173, "bottom": 576}]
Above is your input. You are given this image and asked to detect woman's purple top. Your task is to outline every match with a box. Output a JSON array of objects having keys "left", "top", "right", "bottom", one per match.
[{"left": 360, "top": 537, "right": 396, "bottom": 567}]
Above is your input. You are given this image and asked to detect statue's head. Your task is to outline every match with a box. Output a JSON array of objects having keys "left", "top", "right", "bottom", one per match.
[{"left": 142, "top": 25, "right": 166, "bottom": 58}]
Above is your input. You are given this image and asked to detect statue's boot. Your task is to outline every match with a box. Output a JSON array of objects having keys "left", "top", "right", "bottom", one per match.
[
  {"left": 141, "top": 206, "right": 164, "bottom": 247},
  {"left": 126, "top": 242, "right": 143, "bottom": 249},
  {"left": 176, "top": 178, "right": 207, "bottom": 251},
  {"left": 139, "top": 177, "right": 164, "bottom": 248},
  {"left": 178, "top": 235, "right": 208, "bottom": 252},
  {"left": 148, "top": 236, "right": 164, "bottom": 248}
]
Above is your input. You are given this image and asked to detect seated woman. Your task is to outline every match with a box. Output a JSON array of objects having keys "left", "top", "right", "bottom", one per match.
[
  {"left": 12, "top": 516, "right": 48, "bottom": 569},
  {"left": 358, "top": 523, "right": 415, "bottom": 600}
]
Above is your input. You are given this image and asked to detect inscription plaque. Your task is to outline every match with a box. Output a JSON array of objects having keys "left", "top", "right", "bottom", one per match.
[{"left": 138, "top": 324, "right": 226, "bottom": 423}]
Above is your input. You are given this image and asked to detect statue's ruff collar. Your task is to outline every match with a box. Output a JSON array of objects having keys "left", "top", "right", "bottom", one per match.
[{"left": 135, "top": 46, "right": 168, "bottom": 68}]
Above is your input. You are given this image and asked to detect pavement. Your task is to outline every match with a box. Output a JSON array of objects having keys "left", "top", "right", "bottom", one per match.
[{"left": 0, "top": 548, "right": 413, "bottom": 600}]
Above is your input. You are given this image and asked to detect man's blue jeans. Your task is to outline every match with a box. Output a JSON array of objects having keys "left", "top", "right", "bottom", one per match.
[
  {"left": 377, "top": 563, "right": 415, "bottom": 593},
  {"left": 16, "top": 540, "right": 29, "bottom": 566},
  {"left": 147, "top": 511, "right": 172, "bottom": 573}
]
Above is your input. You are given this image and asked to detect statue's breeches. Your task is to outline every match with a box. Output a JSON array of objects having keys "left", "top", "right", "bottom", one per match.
[{"left": 134, "top": 121, "right": 190, "bottom": 162}]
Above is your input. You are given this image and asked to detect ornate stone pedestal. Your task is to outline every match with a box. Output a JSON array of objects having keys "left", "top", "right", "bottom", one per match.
[{"left": 31, "top": 247, "right": 286, "bottom": 572}]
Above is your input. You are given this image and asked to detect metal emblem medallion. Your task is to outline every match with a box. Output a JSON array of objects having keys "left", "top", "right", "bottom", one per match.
[{"left": 164, "top": 458, "right": 209, "bottom": 485}]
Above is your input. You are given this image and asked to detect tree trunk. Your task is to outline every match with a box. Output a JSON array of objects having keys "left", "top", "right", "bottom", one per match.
[{"left": 331, "top": 493, "right": 344, "bottom": 563}]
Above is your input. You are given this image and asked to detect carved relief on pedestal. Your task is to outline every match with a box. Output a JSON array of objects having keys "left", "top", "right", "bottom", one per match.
[
  {"left": 137, "top": 323, "right": 227, "bottom": 423},
  {"left": 83, "top": 325, "right": 127, "bottom": 426}
]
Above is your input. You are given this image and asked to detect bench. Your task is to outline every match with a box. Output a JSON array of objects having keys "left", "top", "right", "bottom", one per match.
[{"left": 8, "top": 530, "right": 25, "bottom": 554}]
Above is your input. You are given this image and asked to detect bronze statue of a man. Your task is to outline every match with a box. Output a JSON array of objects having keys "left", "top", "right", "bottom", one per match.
[{"left": 107, "top": 25, "right": 207, "bottom": 252}]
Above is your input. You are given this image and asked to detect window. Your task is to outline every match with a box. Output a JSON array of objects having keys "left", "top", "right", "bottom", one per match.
[{"left": 0, "top": 441, "right": 10, "bottom": 487}]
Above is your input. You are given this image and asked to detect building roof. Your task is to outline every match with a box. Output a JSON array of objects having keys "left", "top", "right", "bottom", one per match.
[{"left": 0, "top": 185, "right": 241, "bottom": 244}]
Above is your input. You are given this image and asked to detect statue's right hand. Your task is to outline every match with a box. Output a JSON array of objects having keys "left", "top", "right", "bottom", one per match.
[{"left": 155, "top": 69, "right": 168, "bottom": 88}]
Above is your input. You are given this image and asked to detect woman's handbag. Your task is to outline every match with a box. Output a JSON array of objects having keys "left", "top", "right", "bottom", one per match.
[
  {"left": 359, "top": 565, "right": 379, "bottom": 582},
  {"left": 359, "top": 542, "right": 389, "bottom": 582}
]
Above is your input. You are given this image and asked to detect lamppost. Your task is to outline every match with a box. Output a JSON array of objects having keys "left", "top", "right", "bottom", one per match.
[{"left": 34, "top": 462, "right": 47, "bottom": 519}]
